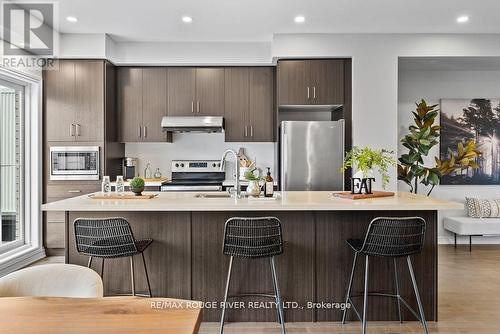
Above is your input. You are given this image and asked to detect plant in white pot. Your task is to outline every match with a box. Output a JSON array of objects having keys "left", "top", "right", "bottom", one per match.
[
  {"left": 341, "top": 146, "right": 396, "bottom": 193},
  {"left": 244, "top": 168, "right": 263, "bottom": 197}
]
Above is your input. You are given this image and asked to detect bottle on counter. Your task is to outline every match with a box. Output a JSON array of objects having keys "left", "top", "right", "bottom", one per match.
[
  {"left": 101, "top": 176, "right": 111, "bottom": 194},
  {"left": 264, "top": 167, "right": 274, "bottom": 198},
  {"left": 115, "top": 175, "right": 125, "bottom": 194},
  {"left": 154, "top": 168, "right": 162, "bottom": 179},
  {"left": 144, "top": 163, "right": 152, "bottom": 179}
]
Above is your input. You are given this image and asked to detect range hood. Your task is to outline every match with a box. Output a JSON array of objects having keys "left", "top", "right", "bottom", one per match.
[{"left": 161, "top": 116, "right": 224, "bottom": 133}]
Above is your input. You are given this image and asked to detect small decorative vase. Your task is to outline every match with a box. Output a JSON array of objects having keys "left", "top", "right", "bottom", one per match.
[
  {"left": 351, "top": 170, "right": 375, "bottom": 195},
  {"left": 246, "top": 180, "right": 261, "bottom": 197},
  {"left": 130, "top": 186, "right": 144, "bottom": 196}
]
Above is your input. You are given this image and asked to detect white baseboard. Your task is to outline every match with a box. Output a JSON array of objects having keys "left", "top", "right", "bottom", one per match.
[
  {"left": 438, "top": 236, "right": 454, "bottom": 244},
  {"left": 438, "top": 235, "right": 500, "bottom": 245}
]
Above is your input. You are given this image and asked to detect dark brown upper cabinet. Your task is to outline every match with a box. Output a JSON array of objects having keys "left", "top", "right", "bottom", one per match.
[
  {"left": 118, "top": 67, "right": 169, "bottom": 142},
  {"left": 167, "top": 68, "right": 196, "bottom": 116},
  {"left": 44, "top": 60, "right": 104, "bottom": 142},
  {"left": 224, "top": 67, "right": 274, "bottom": 142},
  {"left": 168, "top": 68, "right": 224, "bottom": 116},
  {"left": 277, "top": 59, "right": 344, "bottom": 106},
  {"left": 142, "top": 68, "right": 168, "bottom": 142},
  {"left": 249, "top": 67, "right": 274, "bottom": 141}
]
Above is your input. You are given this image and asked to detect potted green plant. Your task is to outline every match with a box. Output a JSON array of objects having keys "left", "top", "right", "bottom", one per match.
[
  {"left": 342, "top": 146, "right": 396, "bottom": 193},
  {"left": 398, "top": 99, "right": 481, "bottom": 196},
  {"left": 129, "top": 177, "right": 145, "bottom": 196},
  {"left": 244, "top": 169, "right": 263, "bottom": 197}
]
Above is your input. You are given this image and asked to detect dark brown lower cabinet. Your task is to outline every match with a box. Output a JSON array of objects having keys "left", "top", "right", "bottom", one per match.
[{"left": 65, "top": 210, "right": 437, "bottom": 323}]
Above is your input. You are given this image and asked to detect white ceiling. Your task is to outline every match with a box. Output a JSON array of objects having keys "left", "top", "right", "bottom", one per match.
[{"left": 57, "top": 0, "right": 500, "bottom": 42}]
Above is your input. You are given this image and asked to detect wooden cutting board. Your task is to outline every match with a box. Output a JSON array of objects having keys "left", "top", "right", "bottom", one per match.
[
  {"left": 332, "top": 191, "right": 395, "bottom": 200},
  {"left": 89, "top": 193, "right": 158, "bottom": 200}
]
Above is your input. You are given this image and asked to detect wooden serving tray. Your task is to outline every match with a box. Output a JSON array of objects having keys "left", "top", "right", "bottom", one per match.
[
  {"left": 332, "top": 191, "right": 395, "bottom": 200},
  {"left": 89, "top": 193, "right": 158, "bottom": 200}
]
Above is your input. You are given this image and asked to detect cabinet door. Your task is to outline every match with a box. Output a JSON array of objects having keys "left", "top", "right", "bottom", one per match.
[
  {"left": 167, "top": 68, "right": 196, "bottom": 116},
  {"left": 195, "top": 68, "right": 224, "bottom": 116},
  {"left": 74, "top": 60, "right": 104, "bottom": 142},
  {"left": 224, "top": 68, "right": 249, "bottom": 142},
  {"left": 118, "top": 68, "right": 143, "bottom": 142},
  {"left": 309, "top": 59, "right": 344, "bottom": 105},
  {"left": 277, "top": 60, "right": 309, "bottom": 105},
  {"left": 249, "top": 67, "right": 274, "bottom": 142},
  {"left": 44, "top": 60, "right": 76, "bottom": 142},
  {"left": 142, "top": 68, "right": 167, "bottom": 142}
]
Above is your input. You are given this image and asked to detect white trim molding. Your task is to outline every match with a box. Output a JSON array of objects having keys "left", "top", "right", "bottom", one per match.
[{"left": 0, "top": 65, "right": 44, "bottom": 276}]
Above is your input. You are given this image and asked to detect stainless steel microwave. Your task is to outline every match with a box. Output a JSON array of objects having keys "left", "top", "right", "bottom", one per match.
[{"left": 50, "top": 146, "right": 100, "bottom": 180}]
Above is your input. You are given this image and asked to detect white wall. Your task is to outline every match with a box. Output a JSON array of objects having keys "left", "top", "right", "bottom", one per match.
[
  {"left": 124, "top": 133, "right": 275, "bottom": 180},
  {"left": 398, "top": 68, "right": 500, "bottom": 244}
]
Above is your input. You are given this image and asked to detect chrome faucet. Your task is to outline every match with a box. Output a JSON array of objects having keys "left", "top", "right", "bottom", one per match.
[{"left": 220, "top": 149, "right": 241, "bottom": 198}]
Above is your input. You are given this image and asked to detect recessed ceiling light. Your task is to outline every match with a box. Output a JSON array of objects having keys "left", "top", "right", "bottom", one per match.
[
  {"left": 294, "top": 15, "right": 305, "bottom": 23},
  {"left": 66, "top": 16, "right": 78, "bottom": 23},
  {"left": 456, "top": 15, "right": 469, "bottom": 23},
  {"left": 182, "top": 16, "right": 193, "bottom": 23}
]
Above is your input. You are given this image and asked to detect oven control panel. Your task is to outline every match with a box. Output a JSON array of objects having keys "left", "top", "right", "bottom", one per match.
[{"left": 171, "top": 160, "right": 222, "bottom": 172}]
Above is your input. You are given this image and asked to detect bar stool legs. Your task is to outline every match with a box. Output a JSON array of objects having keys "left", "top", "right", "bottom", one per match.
[
  {"left": 342, "top": 255, "right": 429, "bottom": 334},
  {"left": 141, "top": 253, "right": 152, "bottom": 297},
  {"left": 219, "top": 256, "right": 234, "bottom": 334},
  {"left": 270, "top": 257, "right": 286, "bottom": 334},
  {"left": 342, "top": 252, "right": 358, "bottom": 324},
  {"left": 219, "top": 256, "right": 286, "bottom": 334},
  {"left": 130, "top": 256, "right": 135, "bottom": 296},
  {"left": 407, "top": 256, "right": 429, "bottom": 334},
  {"left": 393, "top": 258, "right": 402, "bottom": 323},
  {"left": 88, "top": 255, "right": 151, "bottom": 298},
  {"left": 362, "top": 256, "right": 369, "bottom": 334}
]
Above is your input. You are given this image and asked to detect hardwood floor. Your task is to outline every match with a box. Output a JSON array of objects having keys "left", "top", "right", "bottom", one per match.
[
  {"left": 199, "top": 245, "right": 500, "bottom": 333},
  {"left": 33, "top": 245, "right": 500, "bottom": 333}
]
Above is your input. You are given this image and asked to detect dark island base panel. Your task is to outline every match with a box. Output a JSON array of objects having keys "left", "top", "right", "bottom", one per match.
[{"left": 66, "top": 210, "right": 437, "bottom": 322}]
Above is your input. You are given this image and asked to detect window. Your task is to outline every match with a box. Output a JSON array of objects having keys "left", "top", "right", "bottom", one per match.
[
  {"left": 0, "top": 66, "right": 43, "bottom": 274},
  {"left": 0, "top": 79, "right": 24, "bottom": 253}
]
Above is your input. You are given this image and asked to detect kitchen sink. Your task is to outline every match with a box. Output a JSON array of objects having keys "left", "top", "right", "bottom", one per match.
[{"left": 193, "top": 193, "right": 232, "bottom": 199}]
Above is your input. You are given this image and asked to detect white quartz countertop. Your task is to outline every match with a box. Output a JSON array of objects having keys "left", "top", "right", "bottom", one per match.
[{"left": 41, "top": 191, "right": 463, "bottom": 212}]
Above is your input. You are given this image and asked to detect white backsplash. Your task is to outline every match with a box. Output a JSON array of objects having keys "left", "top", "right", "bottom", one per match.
[{"left": 125, "top": 133, "right": 276, "bottom": 180}]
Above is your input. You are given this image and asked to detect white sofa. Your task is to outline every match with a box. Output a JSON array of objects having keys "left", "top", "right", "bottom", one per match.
[
  {"left": 0, "top": 263, "right": 103, "bottom": 298},
  {"left": 444, "top": 216, "right": 500, "bottom": 251}
]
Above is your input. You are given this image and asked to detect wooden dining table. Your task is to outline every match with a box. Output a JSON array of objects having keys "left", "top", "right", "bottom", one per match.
[{"left": 0, "top": 296, "right": 203, "bottom": 334}]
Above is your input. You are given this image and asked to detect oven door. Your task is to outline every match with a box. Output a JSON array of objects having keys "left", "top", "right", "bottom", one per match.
[{"left": 50, "top": 146, "right": 100, "bottom": 180}]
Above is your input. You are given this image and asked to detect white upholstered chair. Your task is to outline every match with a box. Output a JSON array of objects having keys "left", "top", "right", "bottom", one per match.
[{"left": 0, "top": 264, "right": 103, "bottom": 298}]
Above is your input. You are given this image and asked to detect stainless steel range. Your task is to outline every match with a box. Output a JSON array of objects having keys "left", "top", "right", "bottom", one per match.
[{"left": 161, "top": 160, "right": 224, "bottom": 192}]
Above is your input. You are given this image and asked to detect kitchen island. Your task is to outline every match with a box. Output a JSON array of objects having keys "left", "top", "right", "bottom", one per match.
[{"left": 42, "top": 191, "right": 462, "bottom": 322}]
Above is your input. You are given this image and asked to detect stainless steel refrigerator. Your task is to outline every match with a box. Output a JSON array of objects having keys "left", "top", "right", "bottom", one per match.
[{"left": 280, "top": 120, "right": 344, "bottom": 191}]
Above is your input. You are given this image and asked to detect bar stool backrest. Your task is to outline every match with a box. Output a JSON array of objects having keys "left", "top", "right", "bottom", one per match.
[
  {"left": 223, "top": 217, "right": 283, "bottom": 259},
  {"left": 359, "top": 217, "right": 426, "bottom": 257},
  {"left": 74, "top": 218, "right": 139, "bottom": 258}
]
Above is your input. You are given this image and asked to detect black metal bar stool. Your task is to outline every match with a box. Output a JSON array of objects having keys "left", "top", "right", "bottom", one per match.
[
  {"left": 74, "top": 217, "right": 153, "bottom": 297},
  {"left": 220, "top": 217, "right": 286, "bottom": 334},
  {"left": 341, "top": 217, "right": 428, "bottom": 334}
]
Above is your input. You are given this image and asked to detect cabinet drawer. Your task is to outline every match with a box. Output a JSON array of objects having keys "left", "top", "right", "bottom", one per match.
[
  {"left": 45, "top": 221, "right": 65, "bottom": 249},
  {"left": 46, "top": 211, "right": 65, "bottom": 223},
  {"left": 46, "top": 183, "right": 100, "bottom": 199}
]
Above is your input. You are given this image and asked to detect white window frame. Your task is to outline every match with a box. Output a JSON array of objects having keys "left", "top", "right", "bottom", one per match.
[
  {"left": 0, "top": 78, "right": 25, "bottom": 253},
  {"left": 0, "top": 65, "right": 44, "bottom": 276}
]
